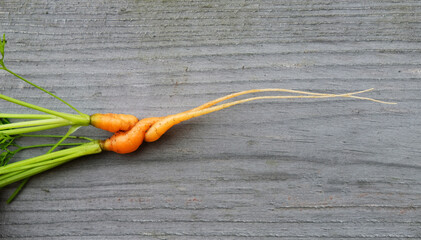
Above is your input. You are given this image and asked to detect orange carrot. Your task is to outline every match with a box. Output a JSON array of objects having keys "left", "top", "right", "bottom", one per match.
[
  {"left": 97, "top": 88, "right": 395, "bottom": 154},
  {"left": 100, "top": 117, "right": 161, "bottom": 154},
  {"left": 91, "top": 113, "right": 138, "bottom": 132}
]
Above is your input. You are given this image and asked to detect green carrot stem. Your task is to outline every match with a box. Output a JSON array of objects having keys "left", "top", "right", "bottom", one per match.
[
  {"left": 19, "top": 142, "right": 84, "bottom": 150},
  {"left": 0, "top": 93, "right": 90, "bottom": 124},
  {"left": 47, "top": 125, "right": 80, "bottom": 153},
  {"left": 2, "top": 67, "right": 84, "bottom": 115},
  {"left": 0, "top": 114, "right": 56, "bottom": 119},
  {"left": 0, "top": 170, "right": 24, "bottom": 182},
  {"left": 1, "top": 123, "right": 71, "bottom": 135},
  {"left": 0, "top": 141, "right": 102, "bottom": 188},
  {"left": 0, "top": 161, "right": 69, "bottom": 188},
  {"left": 1, "top": 141, "right": 90, "bottom": 187},
  {"left": 0, "top": 141, "right": 101, "bottom": 174},
  {"left": 21, "top": 134, "right": 95, "bottom": 142},
  {"left": 7, "top": 178, "right": 29, "bottom": 204},
  {"left": 13, "top": 143, "right": 85, "bottom": 155},
  {"left": 0, "top": 118, "right": 69, "bottom": 131},
  {"left": 0, "top": 149, "right": 94, "bottom": 175}
]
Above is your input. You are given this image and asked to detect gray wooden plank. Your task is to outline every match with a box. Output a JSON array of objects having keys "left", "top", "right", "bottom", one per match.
[{"left": 0, "top": 0, "right": 420, "bottom": 239}]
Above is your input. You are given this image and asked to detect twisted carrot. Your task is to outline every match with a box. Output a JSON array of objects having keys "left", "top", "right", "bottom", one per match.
[{"left": 96, "top": 88, "right": 395, "bottom": 154}]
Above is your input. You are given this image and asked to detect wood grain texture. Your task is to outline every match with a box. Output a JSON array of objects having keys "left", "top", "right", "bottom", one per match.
[{"left": 0, "top": 0, "right": 420, "bottom": 239}]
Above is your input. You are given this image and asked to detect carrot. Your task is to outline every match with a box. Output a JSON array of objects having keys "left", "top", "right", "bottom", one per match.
[
  {"left": 0, "top": 35, "right": 398, "bottom": 202},
  {"left": 91, "top": 113, "right": 138, "bottom": 132},
  {"left": 100, "top": 117, "right": 161, "bottom": 154},
  {"left": 98, "top": 88, "right": 396, "bottom": 154}
]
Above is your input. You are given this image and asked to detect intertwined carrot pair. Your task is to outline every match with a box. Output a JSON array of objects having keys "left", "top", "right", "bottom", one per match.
[
  {"left": 0, "top": 34, "right": 396, "bottom": 202},
  {"left": 91, "top": 88, "right": 395, "bottom": 154}
]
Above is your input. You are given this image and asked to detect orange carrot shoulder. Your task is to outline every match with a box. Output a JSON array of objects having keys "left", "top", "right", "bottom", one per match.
[{"left": 91, "top": 113, "right": 138, "bottom": 133}]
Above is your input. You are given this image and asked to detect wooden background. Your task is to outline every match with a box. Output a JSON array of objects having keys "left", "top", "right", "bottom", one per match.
[{"left": 1, "top": 0, "right": 420, "bottom": 239}]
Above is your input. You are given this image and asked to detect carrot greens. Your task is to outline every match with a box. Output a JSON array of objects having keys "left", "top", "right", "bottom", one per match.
[
  {"left": 0, "top": 34, "right": 94, "bottom": 202},
  {"left": 0, "top": 123, "right": 101, "bottom": 202}
]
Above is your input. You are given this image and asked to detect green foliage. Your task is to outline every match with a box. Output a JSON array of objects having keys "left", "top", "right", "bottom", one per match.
[
  {"left": 0, "top": 118, "right": 100, "bottom": 203},
  {"left": 0, "top": 118, "right": 17, "bottom": 167},
  {"left": 0, "top": 141, "right": 102, "bottom": 189},
  {"left": 0, "top": 34, "right": 93, "bottom": 202}
]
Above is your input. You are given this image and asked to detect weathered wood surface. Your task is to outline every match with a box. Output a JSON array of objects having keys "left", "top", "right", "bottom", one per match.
[{"left": 0, "top": 0, "right": 420, "bottom": 239}]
